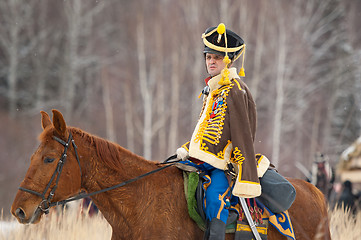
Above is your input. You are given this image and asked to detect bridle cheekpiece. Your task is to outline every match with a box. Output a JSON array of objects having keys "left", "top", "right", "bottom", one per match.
[{"left": 19, "top": 132, "right": 82, "bottom": 214}]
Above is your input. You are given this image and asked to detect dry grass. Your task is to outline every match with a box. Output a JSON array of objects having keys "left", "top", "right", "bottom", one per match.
[
  {"left": 329, "top": 207, "right": 361, "bottom": 240},
  {"left": 0, "top": 207, "right": 111, "bottom": 240},
  {"left": 1, "top": 207, "right": 360, "bottom": 239}
]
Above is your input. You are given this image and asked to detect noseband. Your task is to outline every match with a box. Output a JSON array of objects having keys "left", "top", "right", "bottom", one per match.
[{"left": 19, "top": 133, "right": 82, "bottom": 214}]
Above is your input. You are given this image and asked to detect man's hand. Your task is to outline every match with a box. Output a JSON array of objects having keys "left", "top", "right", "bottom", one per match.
[{"left": 176, "top": 147, "right": 189, "bottom": 161}]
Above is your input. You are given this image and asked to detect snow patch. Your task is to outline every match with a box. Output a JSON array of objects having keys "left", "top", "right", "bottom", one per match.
[{"left": 0, "top": 220, "right": 19, "bottom": 236}]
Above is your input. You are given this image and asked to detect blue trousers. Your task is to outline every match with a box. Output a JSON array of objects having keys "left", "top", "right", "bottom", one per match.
[{"left": 180, "top": 160, "right": 237, "bottom": 224}]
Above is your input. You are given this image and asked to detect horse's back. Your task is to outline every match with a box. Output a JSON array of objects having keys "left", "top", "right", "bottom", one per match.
[{"left": 286, "top": 178, "right": 331, "bottom": 240}]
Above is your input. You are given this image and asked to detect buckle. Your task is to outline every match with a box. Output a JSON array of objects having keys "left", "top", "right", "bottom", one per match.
[{"left": 39, "top": 199, "right": 50, "bottom": 214}]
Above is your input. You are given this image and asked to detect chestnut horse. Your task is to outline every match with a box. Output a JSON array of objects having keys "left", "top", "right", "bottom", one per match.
[{"left": 11, "top": 110, "right": 331, "bottom": 240}]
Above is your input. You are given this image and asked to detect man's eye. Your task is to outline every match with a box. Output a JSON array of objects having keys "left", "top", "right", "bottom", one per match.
[{"left": 44, "top": 157, "right": 55, "bottom": 163}]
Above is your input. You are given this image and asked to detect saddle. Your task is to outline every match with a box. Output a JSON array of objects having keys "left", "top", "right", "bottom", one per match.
[
  {"left": 183, "top": 171, "right": 238, "bottom": 232},
  {"left": 182, "top": 171, "right": 296, "bottom": 240}
]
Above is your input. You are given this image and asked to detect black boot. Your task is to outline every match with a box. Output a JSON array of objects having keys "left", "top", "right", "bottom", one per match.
[
  {"left": 203, "top": 220, "right": 210, "bottom": 240},
  {"left": 207, "top": 218, "right": 226, "bottom": 240}
]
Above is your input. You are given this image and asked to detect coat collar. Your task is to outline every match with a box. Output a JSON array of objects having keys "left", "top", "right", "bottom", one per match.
[{"left": 207, "top": 67, "right": 240, "bottom": 91}]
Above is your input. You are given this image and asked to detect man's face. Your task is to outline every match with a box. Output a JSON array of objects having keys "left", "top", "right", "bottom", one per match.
[{"left": 205, "top": 53, "right": 226, "bottom": 77}]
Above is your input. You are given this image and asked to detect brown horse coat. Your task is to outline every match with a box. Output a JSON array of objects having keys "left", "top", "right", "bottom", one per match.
[{"left": 11, "top": 110, "right": 331, "bottom": 240}]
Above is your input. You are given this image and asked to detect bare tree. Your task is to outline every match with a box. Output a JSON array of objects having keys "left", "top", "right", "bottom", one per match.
[
  {"left": 135, "top": 11, "right": 153, "bottom": 159},
  {"left": 101, "top": 66, "right": 116, "bottom": 142},
  {"left": 0, "top": 0, "right": 35, "bottom": 117},
  {"left": 182, "top": 0, "right": 206, "bottom": 122},
  {"left": 271, "top": 5, "right": 287, "bottom": 168},
  {"left": 61, "top": 0, "right": 105, "bottom": 116},
  {"left": 122, "top": 80, "right": 136, "bottom": 152},
  {"left": 250, "top": 1, "right": 266, "bottom": 100},
  {"left": 168, "top": 46, "right": 181, "bottom": 154}
]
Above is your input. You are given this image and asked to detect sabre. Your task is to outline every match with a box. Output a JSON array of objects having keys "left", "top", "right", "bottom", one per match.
[{"left": 239, "top": 197, "right": 262, "bottom": 240}]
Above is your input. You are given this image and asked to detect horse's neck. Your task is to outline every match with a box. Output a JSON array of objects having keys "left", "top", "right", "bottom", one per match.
[
  {"left": 73, "top": 130, "right": 156, "bottom": 227},
  {"left": 73, "top": 130, "right": 154, "bottom": 190}
]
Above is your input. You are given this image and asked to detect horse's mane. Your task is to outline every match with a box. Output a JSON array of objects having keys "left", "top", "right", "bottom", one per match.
[
  {"left": 39, "top": 126, "right": 155, "bottom": 172},
  {"left": 73, "top": 127, "right": 156, "bottom": 171}
]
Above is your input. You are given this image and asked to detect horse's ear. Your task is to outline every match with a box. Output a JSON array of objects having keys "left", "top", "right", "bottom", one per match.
[
  {"left": 40, "top": 111, "right": 52, "bottom": 130},
  {"left": 52, "top": 109, "right": 67, "bottom": 137}
]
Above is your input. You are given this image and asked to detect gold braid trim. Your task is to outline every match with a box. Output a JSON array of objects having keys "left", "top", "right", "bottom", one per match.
[
  {"left": 195, "top": 84, "right": 232, "bottom": 145},
  {"left": 232, "top": 147, "right": 245, "bottom": 165}
]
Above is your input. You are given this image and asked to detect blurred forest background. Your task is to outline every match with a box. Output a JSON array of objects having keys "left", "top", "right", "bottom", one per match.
[{"left": 1, "top": 0, "right": 361, "bottom": 217}]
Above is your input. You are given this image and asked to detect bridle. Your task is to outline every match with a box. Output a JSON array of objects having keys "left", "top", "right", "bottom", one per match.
[
  {"left": 19, "top": 133, "right": 82, "bottom": 214},
  {"left": 18, "top": 132, "right": 178, "bottom": 214}
]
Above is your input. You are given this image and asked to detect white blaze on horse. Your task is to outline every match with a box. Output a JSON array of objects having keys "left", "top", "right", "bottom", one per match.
[{"left": 11, "top": 110, "right": 331, "bottom": 240}]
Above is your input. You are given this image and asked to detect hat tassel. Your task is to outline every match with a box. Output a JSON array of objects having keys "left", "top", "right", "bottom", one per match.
[
  {"left": 239, "top": 67, "right": 245, "bottom": 77},
  {"left": 239, "top": 45, "right": 246, "bottom": 77},
  {"left": 219, "top": 55, "right": 232, "bottom": 85}
]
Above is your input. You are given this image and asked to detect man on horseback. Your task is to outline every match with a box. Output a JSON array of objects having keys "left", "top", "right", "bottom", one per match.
[
  {"left": 309, "top": 152, "right": 335, "bottom": 200},
  {"left": 176, "top": 23, "right": 279, "bottom": 240}
]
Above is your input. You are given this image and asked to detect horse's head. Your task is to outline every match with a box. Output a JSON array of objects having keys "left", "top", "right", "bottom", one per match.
[{"left": 11, "top": 110, "right": 82, "bottom": 224}]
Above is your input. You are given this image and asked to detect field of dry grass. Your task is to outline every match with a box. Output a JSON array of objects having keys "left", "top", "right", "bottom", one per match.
[
  {"left": 1, "top": 207, "right": 360, "bottom": 239},
  {"left": 329, "top": 207, "right": 361, "bottom": 240},
  {"left": 0, "top": 207, "right": 111, "bottom": 240}
]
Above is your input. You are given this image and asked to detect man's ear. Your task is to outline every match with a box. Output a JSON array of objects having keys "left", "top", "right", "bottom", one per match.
[
  {"left": 40, "top": 111, "right": 52, "bottom": 130},
  {"left": 52, "top": 109, "right": 67, "bottom": 137}
]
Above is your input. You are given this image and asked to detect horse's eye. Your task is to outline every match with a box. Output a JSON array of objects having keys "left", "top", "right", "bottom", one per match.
[{"left": 44, "top": 157, "right": 55, "bottom": 163}]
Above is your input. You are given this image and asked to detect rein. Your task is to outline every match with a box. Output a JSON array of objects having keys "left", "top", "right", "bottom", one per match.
[
  {"left": 50, "top": 161, "right": 176, "bottom": 207},
  {"left": 19, "top": 134, "right": 179, "bottom": 214}
]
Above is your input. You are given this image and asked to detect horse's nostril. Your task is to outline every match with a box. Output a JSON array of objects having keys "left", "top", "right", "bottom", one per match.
[{"left": 15, "top": 208, "right": 26, "bottom": 220}]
